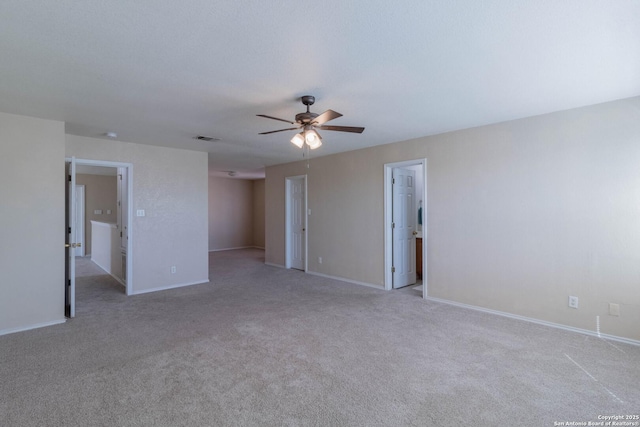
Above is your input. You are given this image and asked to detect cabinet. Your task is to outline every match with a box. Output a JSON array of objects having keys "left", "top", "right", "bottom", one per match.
[{"left": 416, "top": 237, "right": 422, "bottom": 280}]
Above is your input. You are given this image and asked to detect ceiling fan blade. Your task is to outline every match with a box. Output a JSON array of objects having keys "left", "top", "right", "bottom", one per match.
[
  {"left": 256, "top": 114, "right": 295, "bottom": 125},
  {"left": 312, "top": 109, "right": 342, "bottom": 125},
  {"left": 259, "top": 127, "right": 299, "bottom": 135},
  {"left": 318, "top": 125, "right": 365, "bottom": 134}
]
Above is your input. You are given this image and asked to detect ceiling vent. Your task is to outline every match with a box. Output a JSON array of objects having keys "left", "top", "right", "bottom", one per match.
[{"left": 194, "top": 135, "right": 220, "bottom": 142}]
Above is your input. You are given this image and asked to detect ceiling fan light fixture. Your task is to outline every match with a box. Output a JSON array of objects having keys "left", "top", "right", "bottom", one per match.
[
  {"left": 291, "top": 133, "right": 305, "bottom": 148},
  {"left": 308, "top": 138, "right": 322, "bottom": 150},
  {"left": 304, "top": 128, "right": 319, "bottom": 144},
  {"left": 305, "top": 128, "right": 322, "bottom": 149}
]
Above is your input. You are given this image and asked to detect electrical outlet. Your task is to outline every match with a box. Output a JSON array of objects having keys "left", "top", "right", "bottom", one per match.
[
  {"left": 318, "top": 257, "right": 322, "bottom": 264},
  {"left": 609, "top": 303, "right": 620, "bottom": 316},
  {"left": 568, "top": 296, "right": 579, "bottom": 309},
  {"left": 171, "top": 266, "right": 176, "bottom": 274}
]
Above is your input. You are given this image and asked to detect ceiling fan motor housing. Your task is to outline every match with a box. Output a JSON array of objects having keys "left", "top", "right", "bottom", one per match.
[
  {"left": 296, "top": 95, "right": 318, "bottom": 123},
  {"left": 295, "top": 111, "right": 319, "bottom": 124},
  {"left": 301, "top": 95, "right": 315, "bottom": 106}
]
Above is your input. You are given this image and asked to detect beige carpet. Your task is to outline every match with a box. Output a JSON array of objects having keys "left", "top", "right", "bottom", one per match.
[{"left": 1, "top": 249, "right": 638, "bottom": 426}]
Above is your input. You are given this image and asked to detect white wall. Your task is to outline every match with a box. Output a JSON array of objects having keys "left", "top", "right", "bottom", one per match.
[
  {"left": 253, "top": 179, "right": 265, "bottom": 249},
  {"left": 208, "top": 177, "right": 265, "bottom": 251},
  {"left": 208, "top": 177, "right": 254, "bottom": 251},
  {"left": 266, "top": 96, "right": 640, "bottom": 342},
  {"left": 66, "top": 135, "right": 209, "bottom": 294},
  {"left": 0, "top": 112, "right": 66, "bottom": 334}
]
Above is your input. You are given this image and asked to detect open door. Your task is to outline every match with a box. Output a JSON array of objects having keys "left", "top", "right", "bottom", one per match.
[
  {"left": 64, "top": 158, "right": 78, "bottom": 317},
  {"left": 392, "top": 167, "right": 416, "bottom": 288}
]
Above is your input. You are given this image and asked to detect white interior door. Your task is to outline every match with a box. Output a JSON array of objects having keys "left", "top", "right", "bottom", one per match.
[
  {"left": 288, "top": 177, "right": 306, "bottom": 271},
  {"left": 65, "top": 159, "right": 77, "bottom": 317},
  {"left": 392, "top": 167, "right": 416, "bottom": 288},
  {"left": 74, "top": 185, "right": 85, "bottom": 257}
]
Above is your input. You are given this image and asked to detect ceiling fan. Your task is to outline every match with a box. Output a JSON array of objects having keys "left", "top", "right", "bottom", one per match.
[{"left": 257, "top": 95, "right": 365, "bottom": 149}]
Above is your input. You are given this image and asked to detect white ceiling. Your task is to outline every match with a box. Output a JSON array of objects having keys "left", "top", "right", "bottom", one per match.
[{"left": 1, "top": 1, "right": 639, "bottom": 179}]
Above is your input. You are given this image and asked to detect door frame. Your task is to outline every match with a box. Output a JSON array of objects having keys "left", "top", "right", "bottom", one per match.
[
  {"left": 65, "top": 159, "right": 77, "bottom": 317},
  {"left": 66, "top": 157, "right": 134, "bottom": 296},
  {"left": 384, "top": 159, "right": 427, "bottom": 297},
  {"left": 285, "top": 175, "right": 307, "bottom": 271},
  {"left": 74, "top": 184, "right": 85, "bottom": 257}
]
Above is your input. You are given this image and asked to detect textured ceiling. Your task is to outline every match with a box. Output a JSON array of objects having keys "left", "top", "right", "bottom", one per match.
[{"left": 1, "top": 1, "right": 639, "bottom": 178}]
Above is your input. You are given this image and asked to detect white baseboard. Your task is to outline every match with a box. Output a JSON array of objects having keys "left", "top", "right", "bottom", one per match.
[
  {"left": 264, "top": 265, "right": 382, "bottom": 289},
  {"left": 265, "top": 262, "right": 284, "bottom": 269},
  {"left": 306, "top": 270, "right": 383, "bottom": 290},
  {"left": 131, "top": 279, "right": 210, "bottom": 296},
  {"left": 0, "top": 319, "right": 66, "bottom": 337},
  {"left": 426, "top": 296, "right": 640, "bottom": 347},
  {"left": 112, "top": 274, "right": 126, "bottom": 288},
  {"left": 91, "top": 257, "right": 110, "bottom": 275},
  {"left": 85, "top": 257, "right": 125, "bottom": 289},
  {"left": 209, "top": 246, "right": 254, "bottom": 252}
]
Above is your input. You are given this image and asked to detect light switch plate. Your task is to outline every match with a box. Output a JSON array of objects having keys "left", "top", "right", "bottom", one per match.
[{"left": 136, "top": 209, "right": 145, "bottom": 217}]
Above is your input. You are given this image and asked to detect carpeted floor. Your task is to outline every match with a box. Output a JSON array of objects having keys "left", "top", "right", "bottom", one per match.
[{"left": 1, "top": 249, "right": 638, "bottom": 426}]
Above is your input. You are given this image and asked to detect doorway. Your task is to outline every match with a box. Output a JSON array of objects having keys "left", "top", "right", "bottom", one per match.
[
  {"left": 384, "top": 159, "right": 427, "bottom": 297},
  {"left": 285, "top": 175, "right": 307, "bottom": 271},
  {"left": 65, "top": 157, "right": 133, "bottom": 318}
]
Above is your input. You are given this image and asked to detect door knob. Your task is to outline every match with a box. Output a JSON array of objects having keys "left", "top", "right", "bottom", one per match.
[
  {"left": 412, "top": 231, "right": 418, "bottom": 236},
  {"left": 65, "top": 244, "right": 71, "bottom": 248}
]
